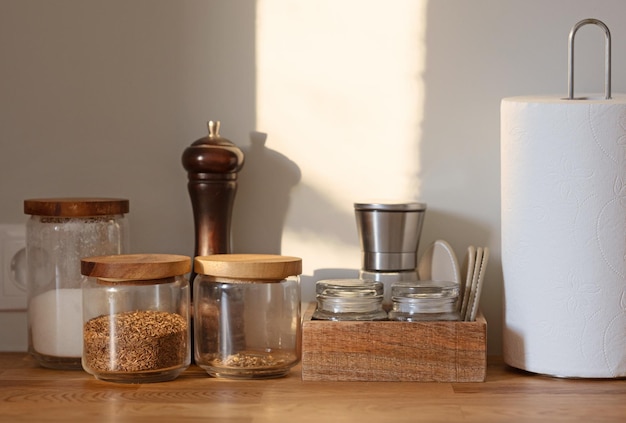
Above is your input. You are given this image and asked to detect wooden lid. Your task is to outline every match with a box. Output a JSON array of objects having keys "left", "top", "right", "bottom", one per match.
[
  {"left": 81, "top": 254, "right": 191, "bottom": 281},
  {"left": 24, "top": 198, "right": 129, "bottom": 217},
  {"left": 194, "top": 254, "right": 302, "bottom": 281}
]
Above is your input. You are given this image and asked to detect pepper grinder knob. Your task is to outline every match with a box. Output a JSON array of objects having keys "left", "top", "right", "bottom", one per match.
[
  {"left": 181, "top": 120, "right": 245, "bottom": 283},
  {"left": 208, "top": 120, "right": 219, "bottom": 137}
]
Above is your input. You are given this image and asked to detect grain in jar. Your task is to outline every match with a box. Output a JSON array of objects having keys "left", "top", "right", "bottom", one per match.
[{"left": 80, "top": 254, "right": 191, "bottom": 383}]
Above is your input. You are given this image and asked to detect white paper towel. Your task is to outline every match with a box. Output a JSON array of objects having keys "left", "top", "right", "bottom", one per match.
[{"left": 501, "top": 94, "right": 626, "bottom": 378}]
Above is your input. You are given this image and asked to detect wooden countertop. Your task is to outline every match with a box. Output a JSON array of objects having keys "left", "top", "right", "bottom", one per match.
[{"left": 1, "top": 353, "right": 626, "bottom": 422}]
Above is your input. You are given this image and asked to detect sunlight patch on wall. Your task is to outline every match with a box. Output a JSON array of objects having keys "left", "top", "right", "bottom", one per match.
[{"left": 256, "top": 0, "right": 427, "bottom": 277}]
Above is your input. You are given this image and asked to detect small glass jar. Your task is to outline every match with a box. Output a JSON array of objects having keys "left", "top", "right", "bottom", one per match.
[
  {"left": 80, "top": 254, "right": 191, "bottom": 383},
  {"left": 24, "top": 197, "right": 129, "bottom": 370},
  {"left": 388, "top": 280, "right": 461, "bottom": 321},
  {"left": 194, "top": 254, "right": 302, "bottom": 379},
  {"left": 312, "top": 279, "right": 388, "bottom": 321}
]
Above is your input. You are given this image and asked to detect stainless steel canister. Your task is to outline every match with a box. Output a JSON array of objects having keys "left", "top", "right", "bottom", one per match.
[{"left": 354, "top": 202, "right": 426, "bottom": 272}]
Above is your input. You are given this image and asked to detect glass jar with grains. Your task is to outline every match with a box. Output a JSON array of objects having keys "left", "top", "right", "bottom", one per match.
[
  {"left": 80, "top": 254, "right": 191, "bottom": 383},
  {"left": 194, "top": 254, "right": 302, "bottom": 379}
]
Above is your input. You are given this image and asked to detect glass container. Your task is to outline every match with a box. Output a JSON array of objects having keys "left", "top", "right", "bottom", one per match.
[
  {"left": 24, "top": 197, "right": 129, "bottom": 370},
  {"left": 80, "top": 254, "right": 191, "bottom": 383},
  {"left": 194, "top": 254, "right": 302, "bottom": 379},
  {"left": 312, "top": 279, "right": 388, "bottom": 321},
  {"left": 388, "top": 280, "right": 461, "bottom": 321}
]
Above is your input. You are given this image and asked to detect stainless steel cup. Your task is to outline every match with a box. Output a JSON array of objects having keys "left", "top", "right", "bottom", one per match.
[{"left": 354, "top": 202, "right": 426, "bottom": 272}]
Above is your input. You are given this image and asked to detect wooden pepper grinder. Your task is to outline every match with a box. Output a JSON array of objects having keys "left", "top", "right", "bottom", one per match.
[{"left": 182, "top": 120, "right": 245, "bottom": 287}]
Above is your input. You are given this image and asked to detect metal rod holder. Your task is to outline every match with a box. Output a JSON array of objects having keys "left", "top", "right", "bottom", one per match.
[{"left": 567, "top": 18, "right": 611, "bottom": 100}]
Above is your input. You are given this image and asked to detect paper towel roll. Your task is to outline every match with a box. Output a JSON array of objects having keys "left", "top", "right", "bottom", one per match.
[{"left": 501, "top": 94, "right": 626, "bottom": 378}]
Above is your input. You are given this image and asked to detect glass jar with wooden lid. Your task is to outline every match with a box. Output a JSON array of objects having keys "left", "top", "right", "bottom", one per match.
[
  {"left": 80, "top": 253, "right": 191, "bottom": 383},
  {"left": 24, "top": 197, "right": 129, "bottom": 370},
  {"left": 193, "top": 254, "right": 302, "bottom": 379}
]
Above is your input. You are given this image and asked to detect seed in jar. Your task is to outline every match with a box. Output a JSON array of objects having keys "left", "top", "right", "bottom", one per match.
[
  {"left": 83, "top": 310, "right": 187, "bottom": 373},
  {"left": 213, "top": 352, "right": 287, "bottom": 368}
]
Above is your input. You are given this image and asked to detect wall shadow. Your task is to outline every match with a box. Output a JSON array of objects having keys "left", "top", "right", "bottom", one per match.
[
  {"left": 232, "top": 132, "right": 301, "bottom": 254},
  {"left": 233, "top": 131, "right": 361, "bottom": 257}
]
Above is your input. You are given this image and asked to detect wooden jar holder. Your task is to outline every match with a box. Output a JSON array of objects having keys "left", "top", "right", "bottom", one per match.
[{"left": 301, "top": 303, "right": 487, "bottom": 382}]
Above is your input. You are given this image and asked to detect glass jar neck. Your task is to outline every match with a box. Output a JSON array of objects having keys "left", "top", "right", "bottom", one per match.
[
  {"left": 317, "top": 296, "right": 384, "bottom": 314},
  {"left": 391, "top": 297, "right": 457, "bottom": 314},
  {"left": 199, "top": 275, "right": 298, "bottom": 284}
]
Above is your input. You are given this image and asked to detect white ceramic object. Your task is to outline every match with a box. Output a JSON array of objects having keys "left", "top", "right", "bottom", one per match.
[{"left": 417, "top": 240, "right": 460, "bottom": 284}]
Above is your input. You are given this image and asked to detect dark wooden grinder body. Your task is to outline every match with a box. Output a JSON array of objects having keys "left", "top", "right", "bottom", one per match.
[{"left": 181, "top": 121, "right": 244, "bottom": 286}]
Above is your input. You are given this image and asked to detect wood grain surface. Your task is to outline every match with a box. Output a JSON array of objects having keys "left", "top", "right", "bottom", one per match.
[
  {"left": 302, "top": 304, "right": 486, "bottom": 382},
  {"left": 194, "top": 254, "right": 302, "bottom": 281},
  {"left": 2, "top": 352, "right": 626, "bottom": 422},
  {"left": 81, "top": 254, "right": 192, "bottom": 280},
  {"left": 24, "top": 198, "right": 129, "bottom": 217}
]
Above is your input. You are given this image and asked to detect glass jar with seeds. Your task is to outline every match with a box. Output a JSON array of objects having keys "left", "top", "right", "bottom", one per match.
[
  {"left": 193, "top": 254, "right": 302, "bottom": 379},
  {"left": 80, "top": 254, "right": 191, "bottom": 383},
  {"left": 24, "top": 197, "right": 129, "bottom": 370}
]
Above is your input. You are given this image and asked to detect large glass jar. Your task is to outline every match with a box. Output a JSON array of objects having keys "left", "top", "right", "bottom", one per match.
[
  {"left": 24, "top": 197, "right": 129, "bottom": 370},
  {"left": 194, "top": 254, "right": 302, "bottom": 379},
  {"left": 80, "top": 254, "right": 191, "bottom": 383}
]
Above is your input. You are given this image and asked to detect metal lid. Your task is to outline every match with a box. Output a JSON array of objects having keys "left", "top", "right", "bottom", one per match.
[
  {"left": 354, "top": 202, "right": 426, "bottom": 212},
  {"left": 81, "top": 254, "right": 191, "bottom": 282},
  {"left": 24, "top": 198, "right": 129, "bottom": 217},
  {"left": 194, "top": 254, "right": 302, "bottom": 281}
]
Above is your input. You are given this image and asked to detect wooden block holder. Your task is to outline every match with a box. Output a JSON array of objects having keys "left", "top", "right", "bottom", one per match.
[{"left": 301, "top": 303, "right": 487, "bottom": 382}]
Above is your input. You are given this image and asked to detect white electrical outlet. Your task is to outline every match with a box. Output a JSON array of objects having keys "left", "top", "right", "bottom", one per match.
[{"left": 0, "top": 224, "right": 27, "bottom": 310}]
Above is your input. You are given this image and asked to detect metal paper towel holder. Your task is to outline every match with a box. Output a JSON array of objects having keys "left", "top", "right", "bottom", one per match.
[{"left": 567, "top": 18, "right": 611, "bottom": 100}]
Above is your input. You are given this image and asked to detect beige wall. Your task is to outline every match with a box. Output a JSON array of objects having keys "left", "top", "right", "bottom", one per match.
[{"left": 1, "top": 0, "right": 625, "bottom": 354}]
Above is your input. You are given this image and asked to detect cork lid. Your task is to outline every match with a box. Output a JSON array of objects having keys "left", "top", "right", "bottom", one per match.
[
  {"left": 81, "top": 254, "right": 191, "bottom": 282},
  {"left": 194, "top": 254, "right": 302, "bottom": 281},
  {"left": 24, "top": 198, "right": 129, "bottom": 217}
]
